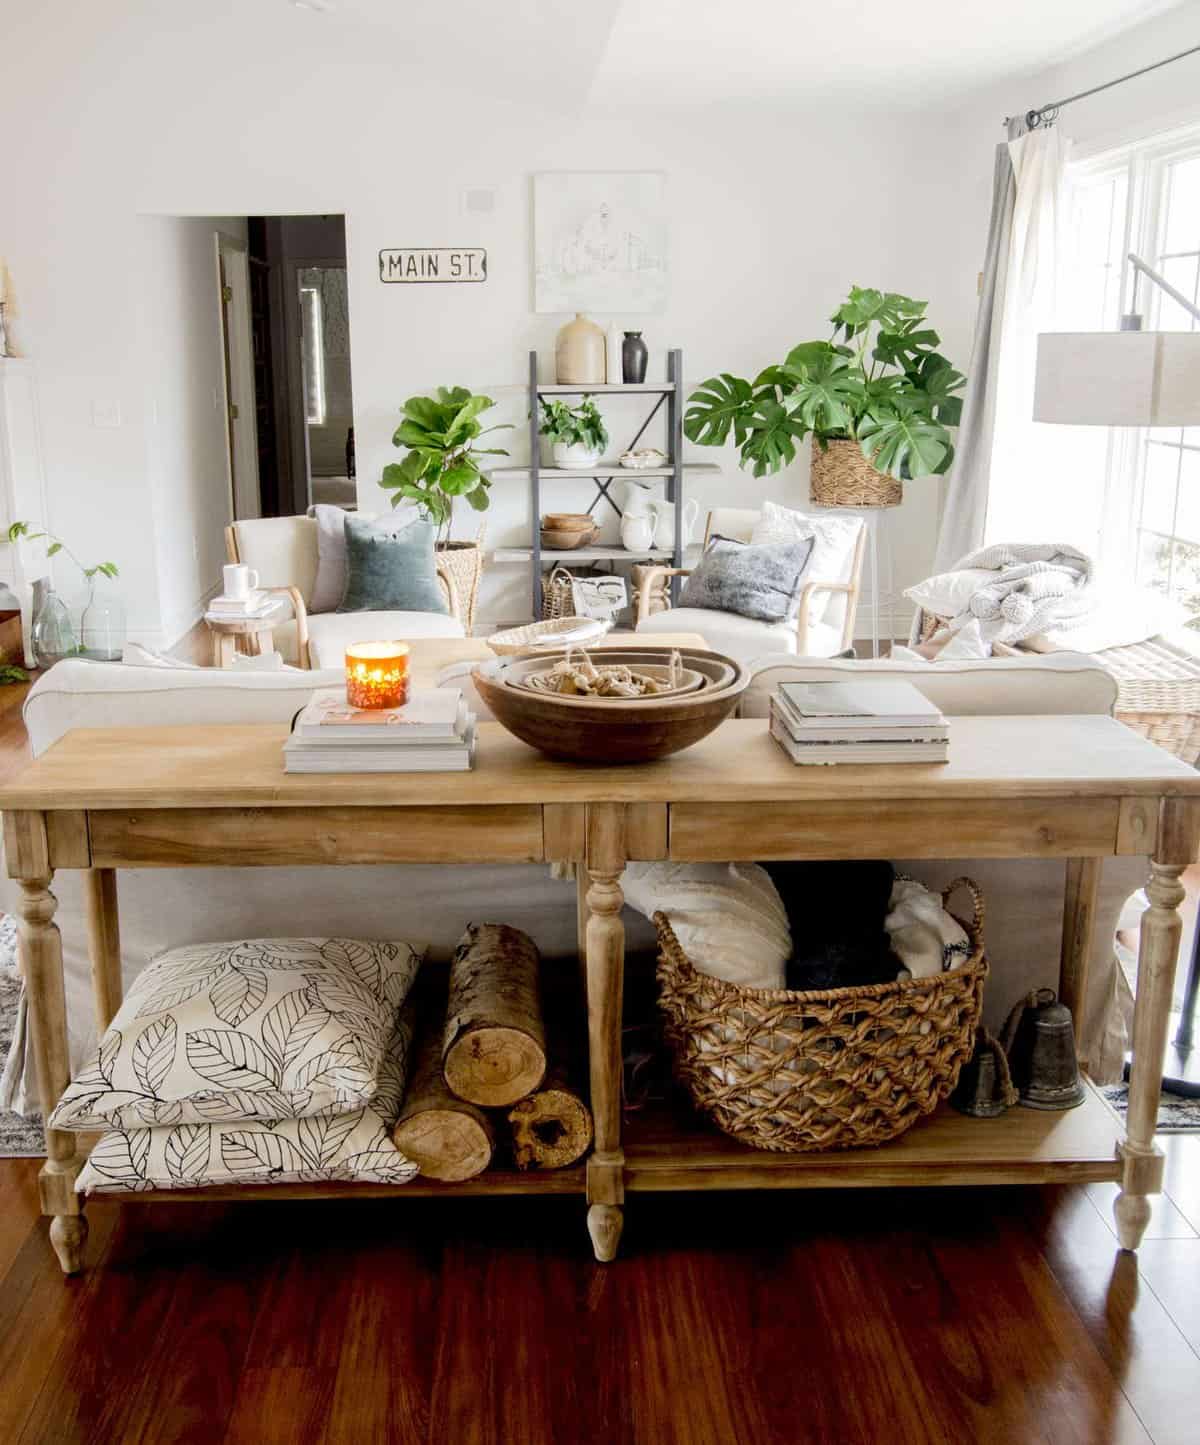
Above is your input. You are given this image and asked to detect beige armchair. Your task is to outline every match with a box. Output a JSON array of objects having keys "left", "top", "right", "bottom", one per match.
[
  {"left": 225, "top": 516, "right": 466, "bottom": 669},
  {"left": 635, "top": 507, "right": 865, "bottom": 663}
]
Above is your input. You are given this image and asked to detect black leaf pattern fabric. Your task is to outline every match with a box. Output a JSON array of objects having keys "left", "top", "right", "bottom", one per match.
[
  {"left": 76, "top": 1012, "right": 419, "bottom": 1195},
  {"left": 50, "top": 938, "right": 421, "bottom": 1132}
]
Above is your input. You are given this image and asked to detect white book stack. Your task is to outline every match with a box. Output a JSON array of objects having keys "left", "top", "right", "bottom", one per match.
[
  {"left": 768, "top": 680, "right": 949, "bottom": 766},
  {"left": 284, "top": 687, "right": 476, "bottom": 773},
  {"left": 206, "top": 590, "right": 281, "bottom": 620}
]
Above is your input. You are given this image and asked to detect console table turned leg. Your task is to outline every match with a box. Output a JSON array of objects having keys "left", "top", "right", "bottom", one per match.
[
  {"left": 17, "top": 873, "right": 88, "bottom": 1273},
  {"left": 1115, "top": 858, "right": 1184, "bottom": 1252},
  {"left": 585, "top": 804, "right": 626, "bottom": 1263}
]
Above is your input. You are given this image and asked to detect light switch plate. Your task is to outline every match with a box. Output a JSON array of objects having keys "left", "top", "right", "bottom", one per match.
[{"left": 91, "top": 400, "right": 122, "bottom": 429}]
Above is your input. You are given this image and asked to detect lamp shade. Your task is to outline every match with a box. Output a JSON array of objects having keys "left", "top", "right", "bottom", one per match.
[{"left": 1034, "top": 331, "right": 1200, "bottom": 426}]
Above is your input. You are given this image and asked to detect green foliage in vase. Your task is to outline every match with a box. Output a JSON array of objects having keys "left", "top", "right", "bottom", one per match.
[
  {"left": 538, "top": 396, "right": 609, "bottom": 453},
  {"left": 379, "top": 386, "right": 511, "bottom": 541},
  {"left": 684, "top": 286, "right": 966, "bottom": 480},
  {"left": 6, "top": 521, "right": 119, "bottom": 579}
]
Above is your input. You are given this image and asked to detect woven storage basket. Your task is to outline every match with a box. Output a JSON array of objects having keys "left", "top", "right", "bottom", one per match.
[
  {"left": 810, "top": 438, "right": 902, "bottom": 509},
  {"left": 655, "top": 877, "right": 988, "bottom": 1152},
  {"left": 916, "top": 613, "right": 1200, "bottom": 765},
  {"left": 437, "top": 536, "right": 483, "bottom": 633},
  {"left": 486, "top": 616, "right": 609, "bottom": 655},
  {"left": 542, "top": 564, "right": 581, "bottom": 620}
]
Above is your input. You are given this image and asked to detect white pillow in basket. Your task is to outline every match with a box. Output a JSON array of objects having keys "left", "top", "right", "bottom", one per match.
[
  {"left": 750, "top": 501, "right": 861, "bottom": 624},
  {"left": 903, "top": 568, "right": 996, "bottom": 622},
  {"left": 48, "top": 937, "right": 422, "bottom": 1132},
  {"left": 75, "top": 1009, "right": 419, "bottom": 1194}
]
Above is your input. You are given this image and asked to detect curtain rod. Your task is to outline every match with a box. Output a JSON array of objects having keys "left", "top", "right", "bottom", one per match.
[{"left": 1005, "top": 40, "right": 1200, "bottom": 131}]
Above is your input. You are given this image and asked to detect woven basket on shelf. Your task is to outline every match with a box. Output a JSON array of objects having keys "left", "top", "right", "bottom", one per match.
[
  {"left": 486, "top": 616, "right": 609, "bottom": 655},
  {"left": 810, "top": 438, "right": 902, "bottom": 509},
  {"left": 655, "top": 878, "right": 988, "bottom": 1153},
  {"left": 917, "top": 613, "right": 1200, "bottom": 765},
  {"left": 437, "top": 532, "right": 484, "bottom": 633}
]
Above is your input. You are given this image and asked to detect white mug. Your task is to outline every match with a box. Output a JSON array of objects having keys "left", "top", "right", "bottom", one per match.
[{"left": 223, "top": 563, "right": 259, "bottom": 600}]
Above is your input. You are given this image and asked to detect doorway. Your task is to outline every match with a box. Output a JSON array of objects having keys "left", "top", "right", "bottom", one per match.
[
  {"left": 246, "top": 215, "right": 355, "bottom": 517},
  {"left": 216, "top": 233, "right": 261, "bottom": 521}
]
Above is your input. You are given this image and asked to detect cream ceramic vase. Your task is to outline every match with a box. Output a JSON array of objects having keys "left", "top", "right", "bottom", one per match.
[{"left": 555, "top": 313, "right": 606, "bottom": 384}]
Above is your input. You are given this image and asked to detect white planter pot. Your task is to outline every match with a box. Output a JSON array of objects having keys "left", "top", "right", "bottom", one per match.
[{"left": 552, "top": 441, "right": 602, "bottom": 470}]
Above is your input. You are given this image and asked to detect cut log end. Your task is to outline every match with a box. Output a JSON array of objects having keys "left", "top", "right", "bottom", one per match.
[
  {"left": 392, "top": 1110, "right": 494, "bottom": 1183},
  {"left": 443, "top": 1026, "right": 546, "bottom": 1108},
  {"left": 508, "top": 1085, "right": 594, "bottom": 1170}
]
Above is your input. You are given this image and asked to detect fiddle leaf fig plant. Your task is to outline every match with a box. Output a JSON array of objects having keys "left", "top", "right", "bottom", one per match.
[
  {"left": 684, "top": 285, "right": 966, "bottom": 481},
  {"left": 379, "top": 386, "right": 511, "bottom": 544}
]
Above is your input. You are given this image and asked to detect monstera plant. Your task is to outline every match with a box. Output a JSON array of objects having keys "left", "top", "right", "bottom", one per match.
[
  {"left": 684, "top": 287, "right": 965, "bottom": 481},
  {"left": 380, "top": 386, "right": 511, "bottom": 544}
]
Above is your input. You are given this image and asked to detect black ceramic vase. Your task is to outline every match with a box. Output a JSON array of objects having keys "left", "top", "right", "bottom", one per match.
[{"left": 622, "top": 331, "right": 648, "bottom": 384}]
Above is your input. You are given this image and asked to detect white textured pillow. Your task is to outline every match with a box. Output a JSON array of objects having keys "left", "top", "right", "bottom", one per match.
[
  {"left": 49, "top": 937, "right": 422, "bottom": 1132},
  {"left": 622, "top": 861, "right": 791, "bottom": 989},
  {"left": 1023, "top": 587, "right": 1189, "bottom": 653},
  {"left": 903, "top": 569, "right": 996, "bottom": 622},
  {"left": 76, "top": 1010, "right": 419, "bottom": 1194},
  {"left": 751, "top": 501, "right": 861, "bottom": 623}
]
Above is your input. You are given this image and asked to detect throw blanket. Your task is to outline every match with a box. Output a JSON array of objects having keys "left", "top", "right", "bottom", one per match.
[{"left": 950, "top": 541, "right": 1095, "bottom": 644}]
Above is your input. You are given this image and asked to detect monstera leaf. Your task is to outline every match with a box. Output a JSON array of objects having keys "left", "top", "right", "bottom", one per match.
[
  {"left": 741, "top": 398, "right": 808, "bottom": 478},
  {"left": 683, "top": 374, "right": 759, "bottom": 449},
  {"left": 857, "top": 404, "right": 949, "bottom": 480}
]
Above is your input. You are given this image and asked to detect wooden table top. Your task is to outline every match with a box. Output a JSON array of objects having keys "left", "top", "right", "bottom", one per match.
[{"left": 2, "top": 716, "right": 1198, "bottom": 811}]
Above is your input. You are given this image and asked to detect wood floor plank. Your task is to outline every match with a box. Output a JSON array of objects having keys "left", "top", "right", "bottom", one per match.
[
  {"left": 1161, "top": 1135, "right": 1200, "bottom": 1235},
  {"left": 1131, "top": 1237, "right": 1200, "bottom": 1358},
  {"left": 224, "top": 1367, "right": 337, "bottom": 1445},
  {"left": 1086, "top": 1179, "right": 1200, "bottom": 1240},
  {"left": 0, "top": 1157, "right": 41, "bottom": 1282}
]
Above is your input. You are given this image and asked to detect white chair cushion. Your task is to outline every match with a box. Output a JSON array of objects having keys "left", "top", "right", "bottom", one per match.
[
  {"left": 636, "top": 606, "right": 843, "bottom": 664},
  {"left": 741, "top": 652, "right": 1119, "bottom": 720},
  {"left": 305, "top": 611, "right": 466, "bottom": 669},
  {"left": 230, "top": 517, "right": 320, "bottom": 609}
]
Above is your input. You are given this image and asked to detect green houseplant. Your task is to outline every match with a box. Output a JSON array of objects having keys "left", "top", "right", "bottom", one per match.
[
  {"left": 7, "top": 521, "right": 121, "bottom": 664},
  {"left": 538, "top": 396, "right": 610, "bottom": 469},
  {"left": 683, "top": 286, "right": 965, "bottom": 505}
]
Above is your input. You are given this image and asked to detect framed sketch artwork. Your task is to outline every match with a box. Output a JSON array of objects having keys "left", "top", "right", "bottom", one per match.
[{"left": 533, "top": 172, "right": 667, "bottom": 314}]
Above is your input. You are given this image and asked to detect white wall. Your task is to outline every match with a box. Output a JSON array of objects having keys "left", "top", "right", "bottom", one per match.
[{"left": 4, "top": 1, "right": 1195, "bottom": 642}]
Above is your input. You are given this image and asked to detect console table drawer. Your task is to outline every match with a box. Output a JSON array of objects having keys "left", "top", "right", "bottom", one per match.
[{"left": 88, "top": 805, "right": 546, "bottom": 866}]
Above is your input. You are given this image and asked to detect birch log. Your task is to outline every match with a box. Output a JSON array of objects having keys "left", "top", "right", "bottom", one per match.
[
  {"left": 392, "top": 1000, "right": 495, "bottom": 1182},
  {"left": 443, "top": 923, "right": 547, "bottom": 1107},
  {"left": 507, "top": 1061, "right": 593, "bottom": 1170}
]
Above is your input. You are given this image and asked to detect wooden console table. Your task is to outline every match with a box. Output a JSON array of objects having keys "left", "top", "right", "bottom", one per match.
[{"left": 3, "top": 715, "right": 1199, "bottom": 1271}]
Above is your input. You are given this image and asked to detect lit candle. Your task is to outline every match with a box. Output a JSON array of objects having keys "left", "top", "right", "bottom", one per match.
[{"left": 345, "top": 641, "right": 409, "bottom": 710}]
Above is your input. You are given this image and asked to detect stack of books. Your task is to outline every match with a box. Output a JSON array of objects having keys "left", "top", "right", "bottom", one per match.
[
  {"left": 284, "top": 687, "right": 476, "bottom": 773},
  {"left": 206, "top": 591, "right": 281, "bottom": 622},
  {"left": 769, "top": 680, "right": 949, "bottom": 765}
]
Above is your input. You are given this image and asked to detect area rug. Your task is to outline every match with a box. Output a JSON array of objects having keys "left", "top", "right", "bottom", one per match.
[
  {"left": 1100, "top": 1084, "right": 1200, "bottom": 1133},
  {"left": 0, "top": 914, "right": 45, "bottom": 1156}
]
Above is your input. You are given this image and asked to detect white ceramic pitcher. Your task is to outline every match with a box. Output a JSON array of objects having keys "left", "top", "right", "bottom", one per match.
[
  {"left": 653, "top": 498, "right": 699, "bottom": 550},
  {"left": 620, "top": 479, "right": 654, "bottom": 517},
  {"left": 620, "top": 503, "right": 659, "bottom": 553}
]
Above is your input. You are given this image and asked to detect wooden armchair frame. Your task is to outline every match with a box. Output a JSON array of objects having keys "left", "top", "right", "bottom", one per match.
[
  {"left": 635, "top": 513, "right": 866, "bottom": 655},
  {"left": 224, "top": 522, "right": 462, "bottom": 670}
]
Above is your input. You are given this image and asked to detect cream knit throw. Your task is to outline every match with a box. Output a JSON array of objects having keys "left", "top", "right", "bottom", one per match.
[{"left": 948, "top": 541, "right": 1095, "bottom": 644}]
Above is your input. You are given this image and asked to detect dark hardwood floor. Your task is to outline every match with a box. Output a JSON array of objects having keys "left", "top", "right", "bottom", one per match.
[{"left": 1, "top": 668, "right": 1200, "bottom": 1443}]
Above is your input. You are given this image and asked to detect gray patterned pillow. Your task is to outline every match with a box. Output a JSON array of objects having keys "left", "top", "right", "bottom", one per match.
[
  {"left": 48, "top": 937, "right": 421, "bottom": 1131},
  {"left": 678, "top": 536, "right": 816, "bottom": 623},
  {"left": 75, "top": 1009, "right": 419, "bottom": 1194}
]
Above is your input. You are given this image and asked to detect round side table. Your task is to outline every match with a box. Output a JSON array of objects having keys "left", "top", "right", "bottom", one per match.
[{"left": 205, "top": 604, "right": 285, "bottom": 667}]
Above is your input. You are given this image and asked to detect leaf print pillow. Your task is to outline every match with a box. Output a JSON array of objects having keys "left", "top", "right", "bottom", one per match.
[
  {"left": 49, "top": 937, "right": 422, "bottom": 1132},
  {"left": 75, "top": 1006, "right": 420, "bottom": 1194}
]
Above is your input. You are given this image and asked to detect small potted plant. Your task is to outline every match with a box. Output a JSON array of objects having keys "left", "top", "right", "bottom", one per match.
[
  {"left": 379, "top": 386, "right": 512, "bottom": 629},
  {"left": 539, "top": 396, "right": 610, "bottom": 470},
  {"left": 7, "top": 522, "right": 121, "bottom": 664},
  {"left": 683, "top": 286, "right": 965, "bottom": 507}
]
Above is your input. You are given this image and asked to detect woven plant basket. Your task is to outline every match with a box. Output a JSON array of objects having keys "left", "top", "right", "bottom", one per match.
[
  {"left": 542, "top": 565, "right": 580, "bottom": 621},
  {"left": 811, "top": 439, "right": 902, "bottom": 509},
  {"left": 437, "top": 533, "right": 484, "bottom": 633},
  {"left": 655, "top": 877, "right": 988, "bottom": 1153}
]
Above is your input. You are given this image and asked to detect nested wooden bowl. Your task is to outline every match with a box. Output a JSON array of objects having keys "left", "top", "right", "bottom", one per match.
[{"left": 473, "top": 648, "right": 747, "bottom": 763}]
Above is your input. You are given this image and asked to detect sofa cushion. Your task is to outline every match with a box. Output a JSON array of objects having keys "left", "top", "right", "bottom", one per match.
[
  {"left": 48, "top": 936, "right": 422, "bottom": 1131},
  {"left": 637, "top": 606, "right": 842, "bottom": 664},
  {"left": 751, "top": 502, "right": 862, "bottom": 626},
  {"left": 678, "top": 536, "right": 815, "bottom": 623},
  {"left": 306, "top": 611, "right": 465, "bottom": 669},
  {"left": 75, "top": 1010, "right": 419, "bottom": 1194},
  {"left": 339, "top": 515, "right": 447, "bottom": 615},
  {"left": 309, "top": 504, "right": 421, "bottom": 614}
]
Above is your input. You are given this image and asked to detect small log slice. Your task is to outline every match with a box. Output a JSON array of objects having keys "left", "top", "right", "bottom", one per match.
[
  {"left": 392, "top": 1002, "right": 494, "bottom": 1182},
  {"left": 443, "top": 923, "right": 547, "bottom": 1107},
  {"left": 508, "top": 1064, "right": 593, "bottom": 1171}
]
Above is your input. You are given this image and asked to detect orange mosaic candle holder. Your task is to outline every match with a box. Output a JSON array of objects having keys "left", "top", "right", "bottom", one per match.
[{"left": 345, "top": 641, "right": 409, "bottom": 710}]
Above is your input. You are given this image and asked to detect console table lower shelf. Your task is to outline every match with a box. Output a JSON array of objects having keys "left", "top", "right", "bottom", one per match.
[{"left": 79, "top": 1080, "right": 1124, "bottom": 1210}]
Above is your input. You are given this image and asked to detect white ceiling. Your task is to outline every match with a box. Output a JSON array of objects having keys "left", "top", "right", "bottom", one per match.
[{"left": 278, "top": 0, "right": 1184, "bottom": 109}]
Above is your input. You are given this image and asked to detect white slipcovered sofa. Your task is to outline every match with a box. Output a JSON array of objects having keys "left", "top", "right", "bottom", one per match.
[{"left": 1, "top": 651, "right": 1146, "bottom": 1111}]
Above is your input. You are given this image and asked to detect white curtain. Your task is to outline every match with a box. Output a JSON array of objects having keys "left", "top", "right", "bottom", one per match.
[{"left": 935, "top": 126, "right": 1090, "bottom": 568}]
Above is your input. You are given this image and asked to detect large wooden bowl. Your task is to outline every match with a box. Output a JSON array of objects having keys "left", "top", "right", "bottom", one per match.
[{"left": 472, "top": 648, "right": 747, "bottom": 763}]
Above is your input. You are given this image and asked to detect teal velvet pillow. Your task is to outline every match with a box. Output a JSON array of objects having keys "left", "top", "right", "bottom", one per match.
[{"left": 338, "top": 515, "right": 448, "bottom": 615}]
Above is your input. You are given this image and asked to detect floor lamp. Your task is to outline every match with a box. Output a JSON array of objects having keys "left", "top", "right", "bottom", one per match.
[{"left": 1035, "top": 252, "right": 1200, "bottom": 1097}]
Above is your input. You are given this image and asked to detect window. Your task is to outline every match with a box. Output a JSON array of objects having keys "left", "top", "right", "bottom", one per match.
[
  {"left": 1062, "top": 127, "right": 1200, "bottom": 621},
  {"left": 299, "top": 284, "right": 327, "bottom": 426}
]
